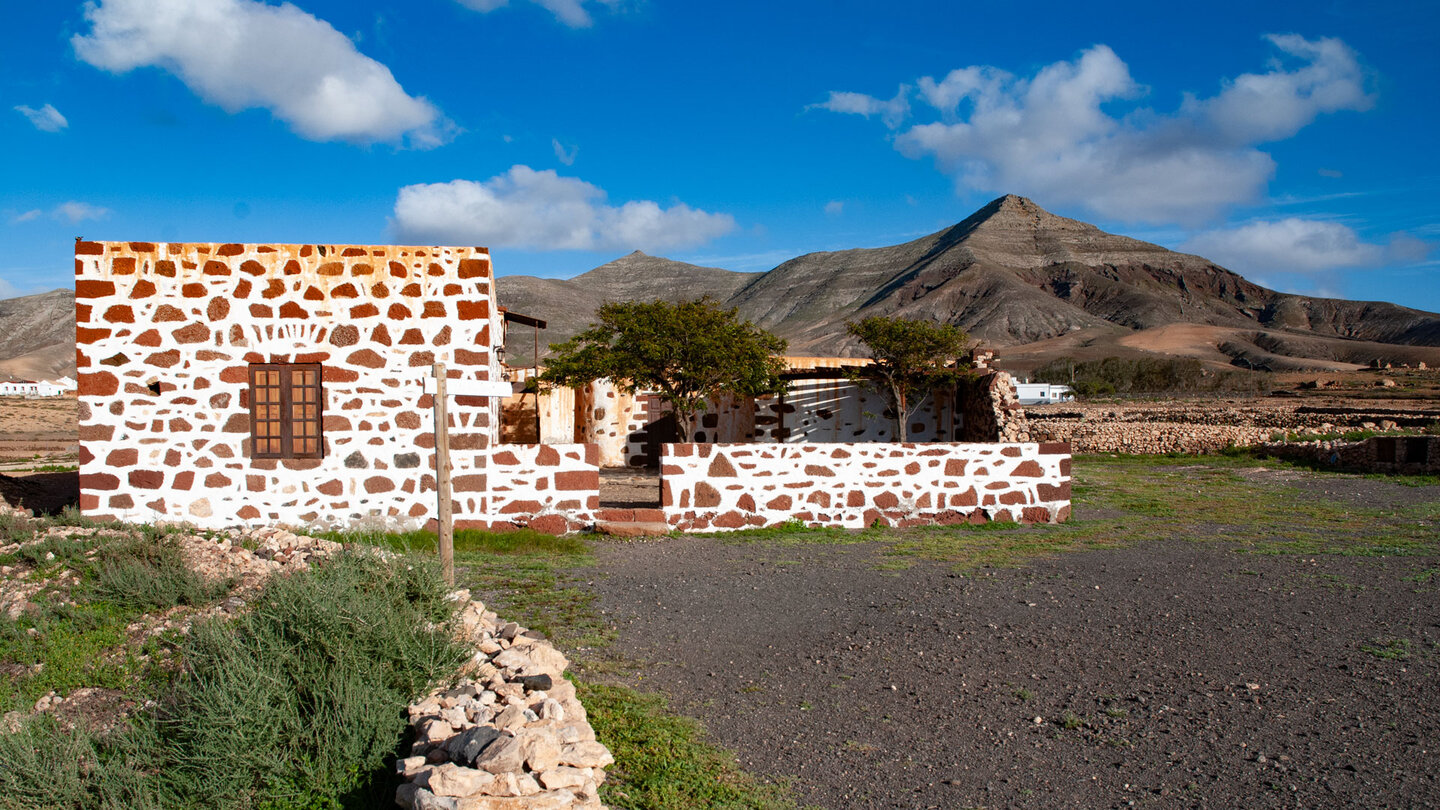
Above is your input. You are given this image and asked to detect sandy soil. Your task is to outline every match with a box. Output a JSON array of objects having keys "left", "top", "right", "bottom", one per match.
[{"left": 0, "top": 397, "right": 78, "bottom": 474}]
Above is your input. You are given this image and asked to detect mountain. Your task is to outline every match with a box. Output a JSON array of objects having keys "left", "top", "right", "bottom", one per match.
[
  {"left": 0, "top": 289, "right": 75, "bottom": 380},
  {"left": 499, "top": 251, "right": 761, "bottom": 359},
  {"left": 496, "top": 195, "right": 1440, "bottom": 372}
]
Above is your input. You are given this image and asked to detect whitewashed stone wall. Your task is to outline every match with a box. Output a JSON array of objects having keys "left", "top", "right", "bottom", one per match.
[
  {"left": 76, "top": 241, "right": 502, "bottom": 530},
  {"left": 479, "top": 444, "right": 600, "bottom": 534},
  {"left": 661, "top": 442, "right": 1071, "bottom": 531}
]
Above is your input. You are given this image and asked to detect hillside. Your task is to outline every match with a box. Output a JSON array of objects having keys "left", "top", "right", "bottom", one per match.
[
  {"left": 497, "top": 195, "right": 1440, "bottom": 371},
  {"left": 0, "top": 289, "right": 75, "bottom": 380}
]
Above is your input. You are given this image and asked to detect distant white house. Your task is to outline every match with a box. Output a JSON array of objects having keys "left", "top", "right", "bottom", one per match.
[
  {"left": 0, "top": 378, "right": 73, "bottom": 396},
  {"left": 1015, "top": 382, "right": 1075, "bottom": 405}
]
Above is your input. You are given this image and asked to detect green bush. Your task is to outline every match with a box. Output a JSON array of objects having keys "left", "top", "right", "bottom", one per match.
[
  {"left": 1034, "top": 356, "right": 1271, "bottom": 397},
  {"left": 90, "top": 534, "right": 231, "bottom": 613},
  {"left": 0, "top": 550, "right": 468, "bottom": 810}
]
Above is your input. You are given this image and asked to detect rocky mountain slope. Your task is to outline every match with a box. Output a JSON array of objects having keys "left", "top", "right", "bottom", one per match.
[
  {"left": 497, "top": 195, "right": 1440, "bottom": 371},
  {"left": 0, "top": 289, "right": 75, "bottom": 380}
]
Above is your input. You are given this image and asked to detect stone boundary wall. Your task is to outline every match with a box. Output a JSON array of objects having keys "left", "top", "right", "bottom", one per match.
[
  {"left": 1030, "top": 421, "right": 1274, "bottom": 455},
  {"left": 660, "top": 442, "right": 1071, "bottom": 532},
  {"left": 76, "top": 242, "right": 502, "bottom": 530},
  {"left": 397, "top": 590, "right": 611, "bottom": 809},
  {"left": 1252, "top": 435, "right": 1439, "bottom": 475},
  {"left": 477, "top": 444, "right": 600, "bottom": 534}
]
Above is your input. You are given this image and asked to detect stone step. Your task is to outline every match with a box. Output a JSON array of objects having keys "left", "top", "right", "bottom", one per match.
[
  {"left": 594, "top": 508, "right": 666, "bottom": 523},
  {"left": 594, "top": 520, "right": 671, "bottom": 537}
]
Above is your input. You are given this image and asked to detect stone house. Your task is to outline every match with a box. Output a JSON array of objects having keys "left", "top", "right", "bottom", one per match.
[{"left": 75, "top": 241, "right": 504, "bottom": 529}]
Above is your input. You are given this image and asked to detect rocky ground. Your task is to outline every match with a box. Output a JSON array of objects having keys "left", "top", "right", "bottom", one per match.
[{"left": 583, "top": 469, "right": 1439, "bottom": 809}]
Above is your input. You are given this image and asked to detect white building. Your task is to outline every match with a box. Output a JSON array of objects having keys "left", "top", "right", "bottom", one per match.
[{"left": 1015, "top": 382, "right": 1075, "bottom": 405}]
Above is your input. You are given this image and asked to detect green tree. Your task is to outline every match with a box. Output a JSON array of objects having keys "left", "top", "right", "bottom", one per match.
[
  {"left": 846, "top": 316, "right": 971, "bottom": 442},
  {"left": 540, "top": 297, "right": 788, "bottom": 440}
]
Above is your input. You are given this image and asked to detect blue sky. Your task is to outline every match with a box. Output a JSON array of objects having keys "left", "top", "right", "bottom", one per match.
[{"left": 4, "top": 0, "right": 1438, "bottom": 312}]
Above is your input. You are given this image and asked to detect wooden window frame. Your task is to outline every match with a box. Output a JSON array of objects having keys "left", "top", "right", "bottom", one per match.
[{"left": 248, "top": 363, "right": 325, "bottom": 460}]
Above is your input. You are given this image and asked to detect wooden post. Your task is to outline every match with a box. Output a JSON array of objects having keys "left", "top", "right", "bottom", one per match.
[{"left": 433, "top": 362, "right": 454, "bottom": 587}]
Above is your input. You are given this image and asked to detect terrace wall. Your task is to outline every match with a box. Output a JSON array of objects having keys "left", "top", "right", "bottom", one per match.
[
  {"left": 76, "top": 241, "right": 502, "bottom": 530},
  {"left": 475, "top": 443, "right": 600, "bottom": 534},
  {"left": 660, "top": 442, "right": 1071, "bottom": 532}
]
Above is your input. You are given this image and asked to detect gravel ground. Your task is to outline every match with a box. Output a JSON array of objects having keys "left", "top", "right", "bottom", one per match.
[{"left": 588, "top": 483, "right": 1440, "bottom": 808}]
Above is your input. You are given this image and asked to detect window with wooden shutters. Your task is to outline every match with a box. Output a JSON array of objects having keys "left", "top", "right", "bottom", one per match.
[{"left": 249, "top": 364, "right": 324, "bottom": 459}]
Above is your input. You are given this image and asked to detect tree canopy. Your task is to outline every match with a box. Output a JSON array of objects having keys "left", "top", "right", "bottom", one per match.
[
  {"left": 846, "top": 316, "right": 971, "bottom": 442},
  {"left": 539, "top": 297, "right": 788, "bottom": 439}
]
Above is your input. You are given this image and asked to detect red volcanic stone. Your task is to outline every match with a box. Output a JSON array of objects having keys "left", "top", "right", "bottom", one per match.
[
  {"left": 318, "top": 262, "right": 344, "bottom": 276},
  {"left": 76, "top": 241, "right": 104, "bottom": 255},
  {"left": 707, "top": 454, "right": 737, "bottom": 477},
  {"left": 951, "top": 488, "right": 977, "bottom": 507},
  {"left": 944, "top": 459, "right": 968, "bottom": 476},
  {"left": 371, "top": 324, "right": 392, "bottom": 346},
  {"left": 129, "top": 279, "right": 157, "bottom": 299},
  {"left": 453, "top": 475, "right": 486, "bottom": 491},
  {"left": 1011, "top": 460, "right": 1044, "bottom": 477},
  {"left": 341, "top": 248, "right": 366, "bottom": 257},
  {"left": 79, "top": 372, "right": 119, "bottom": 396},
  {"left": 807, "top": 490, "right": 830, "bottom": 507},
  {"left": 500, "top": 499, "right": 544, "bottom": 515},
  {"left": 904, "top": 461, "right": 921, "bottom": 475},
  {"left": 153, "top": 304, "right": 185, "bottom": 322},
  {"left": 426, "top": 262, "right": 444, "bottom": 276},
  {"left": 155, "top": 260, "right": 176, "bottom": 277},
  {"left": 279, "top": 301, "right": 307, "bottom": 319},
  {"left": 985, "top": 481, "right": 1008, "bottom": 490},
  {"left": 999, "top": 490, "right": 1029, "bottom": 505},
  {"left": 874, "top": 491, "right": 900, "bottom": 509},
  {"left": 203, "top": 472, "right": 230, "bottom": 488},
  {"left": 76, "top": 280, "right": 116, "bottom": 298},
  {"left": 329, "top": 325, "right": 359, "bottom": 347},
  {"left": 216, "top": 243, "right": 245, "bottom": 256},
  {"left": 108, "top": 256, "right": 136, "bottom": 274},
  {"left": 1059, "top": 459, "right": 1071, "bottom": 476},
  {"left": 237, "top": 505, "right": 261, "bottom": 520},
  {"left": 458, "top": 259, "right": 487, "bottom": 279},
  {"left": 284, "top": 260, "right": 302, "bottom": 275},
  {"left": 528, "top": 514, "right": 569, "bottom": 535},
  {"left": 131, "top": 329, "right": 161, "bottom": 347},
  {"left": 80, "top": 494, "right": 99, "bottom": 511},
  {"left": 316, "top": 479, "right": 343, "bottom": 496},
  {"left": 350, "top": 303, "right": 379, "bottom": 319},
  {"left": 399, "top": 283, "right": 422, "bottom": 297},
  {"left": 364, "top": 476, "right": 394, "bottom": 494},
  {"left": 236, "top": 260, "right": 264, "bottom": 277},
  {"left": 173, "top": 322, "right": 210, "bottom": 344},
  {"left": 804, "top": 464, "right": 834, "bottom": 477},
  {"left": 536, "top": 445, "right": 561, "bottom": 466},
  {"left": 219, "top": 366, "right": 248, "bottom": 384},
  {"left": 737, "top": 493, "right": 756, "bottom": 513},
  {"left": 421, "top": 301, "right": 446, "bottom": 318},
  {"left": 169, "top": 417, "right": 193, "bottom": 432},
  {"left": 454, "top": 348, "right": 487, "bottom": 366},
  {"left": 695, "top": 481, "right": 722, "bottom": 508},
  {"left": 389, "top": 261, "right": 408, "bottom": 278},
  {"left": 555, "top": 470, "right": 598, "bottom": 490},
  {"left": 350, "top": 263, "right": 373, "bottom": 276},
  {"left": 347, "top": 348, "right": 384, "bottom": 368},
  {"left": 262, "top": 279, "right": 287, "bottom": 299},
  {"left": 207, "top": 297, "right": 230, "bottom": 321},
  {"left": 202, "top": 260, "right": 228, "bottom": 276},
  {"left": 991, "top": 509, "right": 1015, "bottom": 523},
  {"left": 395, "top": 412, "right": 421, "bottom": 430},
  {"left": 431, "top": 325, "right": 451, "bottom": 346},
  {"left": 181, "top": 283, "right": 206, "bottom": 298},
  {"left": 1037, "top": 482, "right": 1071, "bottom": 501},
  {"left": 370, "top": 282, "right": 390, "bottom": 298},
  {"left": 862, "top": 509, "right": 883, "bottom": 527},
  {"left": 322, "top": 366, "right": 359, "bottom": 383},
  {"left": 106, "top": 448, "right": 139, "bottom": 467},
  {"left": 398, "top": 327, "right": 423, "bottom": 345},
  {"left": 1039, "top": 442, "right": 1071, "bottom": 455},
  {"left": 1021, "top": 506, "right": 1052, "bottom": 524},
  {"left": 303, "top": 285, "right": 324, "bottom": 301},
  {"left": 846, "top": 490, "right": 865, "bottom": 507},
  {"left": 76, "top": 303, "right": 92, "bottom": 322},
  {"left": 388, "top": 304, "right": 413, "bottom": 320},
  {"left": 76, "top": 327, "right": 111, "bottom": 343},
  {"left": 331, "top": 283, "right": 359, "bottom": 298},
  {"left": 407, "top": 351, "right": 435, "bottom": 367},
  {"left": 81, "top": 472, "right": 120, "bottom": 491},
  {"left": 713, "top": 511, "right": 746, "bottom": 529},
  {"left": 456, "top": 300, "right": 490, "bottom": 321},
  {"left": 250, "top": 303, "right": 273, "bottom": 318},
  {"left": 108, "top": 494, "right": 134, "bottom": 509},
  {"left": 79, "top": 424, "right": 115, "bottom": 441},
  {"left": 766, "top": 494, "right": 792, "bottom": 511}
]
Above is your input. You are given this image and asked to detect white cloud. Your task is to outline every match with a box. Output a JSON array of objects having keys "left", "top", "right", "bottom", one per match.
[
  {"left": 393, "top": 165, "right": 736, "bottom": 251},
  {"left": 552, "top": 138, "right": 577, "bottom": 166},
  {"left": 73, "top": 0, "right": 451, "bottom": 147},
  {"left": 454, "top": 0, "right": 620, "bottom": 28},
  {"left": 808, "top": 85, "right": 910, "bottom": 129},
  {"left": 818, "top": 36, "right": 1373, "bottom": 225},
  {"left": 14, "top": 103, "right": 68, "bottom": 132},
  {"left": 10, "top": 202, "right": 111, "bottom": 224},
  {"left": 1178, "top": 218, "right": 1435, "bottom": 275},
  {"left": 824, "top": 200, "right": 844, "bottom": 216},
  {"left": 0, "top": 276, "right": 19, "bottom": 299}
]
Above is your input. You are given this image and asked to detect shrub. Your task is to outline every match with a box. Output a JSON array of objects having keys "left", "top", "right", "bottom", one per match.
[
  {"left": 1034, "top": 356, "right": 1271, "bottom": 397},
  {"left": 90, "top": 534, "right": 230, "bottom": 613}
]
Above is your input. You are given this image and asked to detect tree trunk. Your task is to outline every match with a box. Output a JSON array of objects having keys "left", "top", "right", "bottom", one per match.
[{"left": 893, "top": 384, "right": 908, "bottom": 443}]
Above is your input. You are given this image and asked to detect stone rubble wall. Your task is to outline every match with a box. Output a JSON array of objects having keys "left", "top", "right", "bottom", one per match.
[
  {"left": 397, "top": 590, "right": 612, "bottom": 810},
  {"left": 1252, "top": 435, "right": 1440, "bottom": 475},
  {"left": 661, "top": 441, "right": 1071, "bottom": 531},
  {"left": 75, "top": 242, "right": 502, "bottom": 531},
  {"left": 1026, "top": 400, "right": 1440, "bottom": 455},
  {"left": 477, "top": 444, "right": 600, "bottom": 534}
]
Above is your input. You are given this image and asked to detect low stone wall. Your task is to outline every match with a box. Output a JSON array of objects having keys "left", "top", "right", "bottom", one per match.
[
  {"left": 477, "top": 444, "right": 599, "bottom": 534},
  {"left": 1252, "top": 435, "right": 1440, "bottom": 475},
  {"left": 396, "top": 590, "right": 611, "bottom": 809},
  {"left": 661, "top": 442, "right": 1070, "bottom": 531}
]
